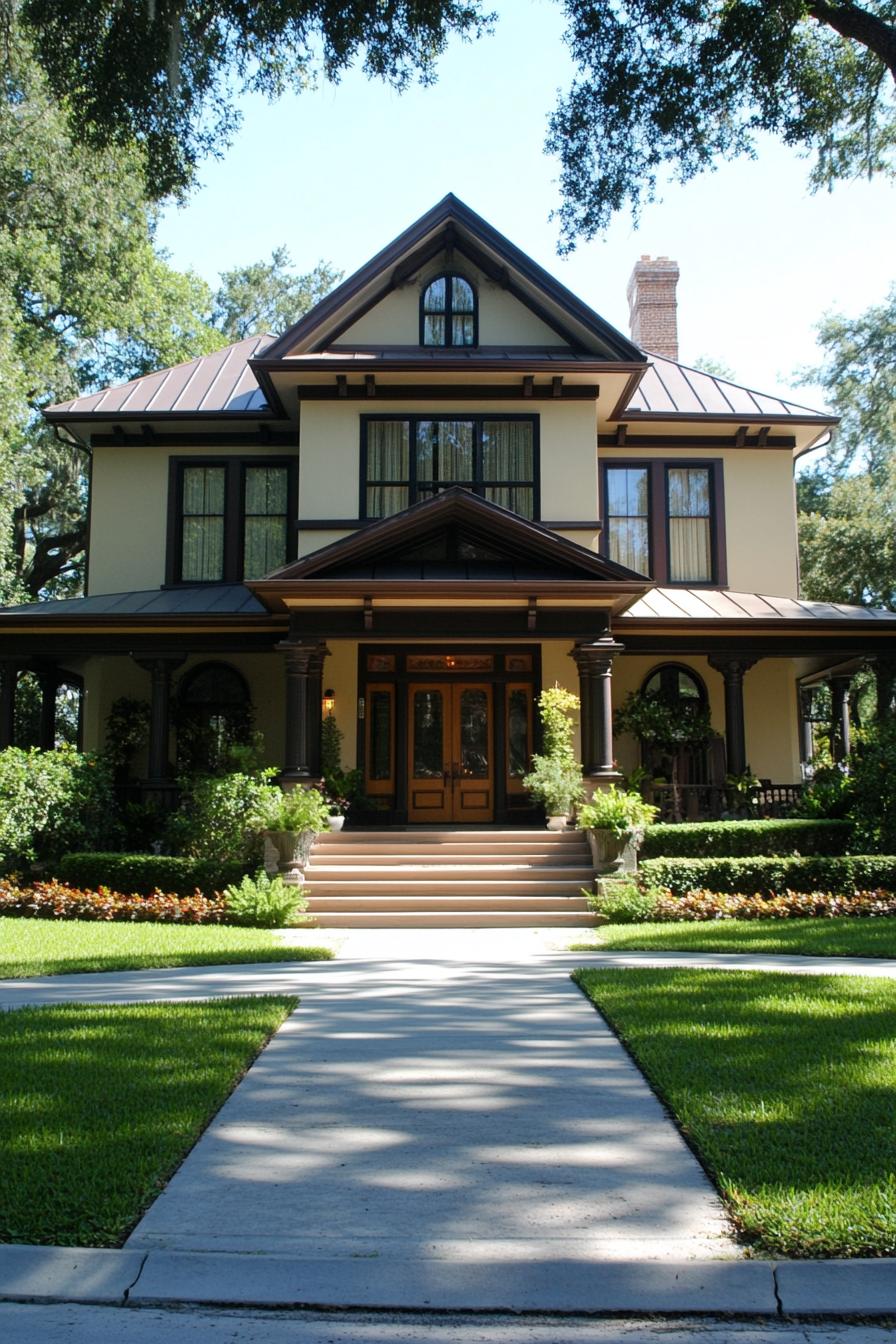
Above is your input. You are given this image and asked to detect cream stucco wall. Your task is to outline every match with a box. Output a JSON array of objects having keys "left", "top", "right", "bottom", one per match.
[
  {"left": 333, "top": 269, "right": 566, "bottom": 347},
  {"left": 298, "top": 399, "right": 600, "bottom": 534},
  {"left": 89, "top": 442, "right": 296, "bottom": 596},
  {"left": 599, "top": 445, "right": 799, "bottom": 597}
]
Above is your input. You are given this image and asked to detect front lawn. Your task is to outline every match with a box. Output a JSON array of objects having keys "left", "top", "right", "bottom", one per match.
[
  {"left": 575, "top": 967, "right": 896, "bottom": 1257},
  {"left": 0, "top": 996, "right": 296, "bottom": 1246},
  {"left": 572, "top": 917, "right": 896, "bottom": 958},
  {"left": 0, "top": 917, "right": 333, "bottom": 978}
]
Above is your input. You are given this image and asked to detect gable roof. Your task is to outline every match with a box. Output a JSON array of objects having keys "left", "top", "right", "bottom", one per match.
[{"left": 259, "top": 194, "right": 644, "bottom": 362}]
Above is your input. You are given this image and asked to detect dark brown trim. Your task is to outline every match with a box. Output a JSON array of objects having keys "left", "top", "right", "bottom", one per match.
[
  {"left": 92, "top": 429, "right": 295, "bottom": 448},
  {"left": 600, "top": 458, "right": 727, "bottom": 587},
  {"left": 600, "top": 432, "right": 796, "bottom": 449},
  {"left": 541, "top": 520, "right": 603, "bottom": 530},
  {"left": 299, "top": 519, "right": 364, "bottom": 531},
  {"left": 292, "top": 383, "right": 600, "bottom": 401},
  {"left": 614, "top": 411, "right": 838, "bottom": 426},
  {"left": 253, "top": 357, "right": 639, "bottom": 376}
]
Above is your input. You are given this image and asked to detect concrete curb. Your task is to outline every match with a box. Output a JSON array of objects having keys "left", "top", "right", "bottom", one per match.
[{"left": 2, "top": 1245, "right": 896, "bottom": 1317}]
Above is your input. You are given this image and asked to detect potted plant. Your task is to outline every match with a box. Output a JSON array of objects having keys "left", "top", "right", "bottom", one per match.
[
  {"left": 324, "top": 789, "right": 349, "bottom": 831},
  {"left": 522, "top": 686, "right": 585, "bottom": 828},
  {"left": 251, "top": 785, "right": 330, "bottom": 881},
  {"left": 576, "top": 786, "right": 658, "bottom": 873}
]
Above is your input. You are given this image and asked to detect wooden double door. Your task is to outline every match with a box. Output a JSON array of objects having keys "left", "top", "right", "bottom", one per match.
[{"left": 408, "top": 682, "right": 493, "bottom": 823}]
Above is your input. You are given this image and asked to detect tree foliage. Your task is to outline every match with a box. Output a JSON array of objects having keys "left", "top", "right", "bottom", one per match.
[
  {"left": 213, "top": 251, "right": 340, "bottom": 341},
  {"left": 548, "top": 1, "right": 896, "bottom": 246},
  {"left": 799, "top": 463, "right": 896, "bottom": 608},
  {"left": 11, "top": 0, "right": 492, "bottom": 198}
]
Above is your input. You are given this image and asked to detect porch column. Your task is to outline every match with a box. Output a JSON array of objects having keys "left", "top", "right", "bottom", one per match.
[
  {"left": 874, "top": 658, "right": 896, "bottom": 722},
  {"left": 799, "top": 687, "right": 815, "bottom": 766},
  {"left": 571, "top": 637, "right": 624, "bottom": 778},
  {"left": 830, "top": 674, "right": 853, "bottom": 762},
  {"left": 0, "top": 661, "right": 20, "bottom": 749},
  {"left": 278, "top": 640, "right": 329, "bottom": 783},
  {"left": 135, "top": 656, "right": 186, "bottom": 784},
  {"left": 35, "top": 665, "right": 60, "bottom": 751},
  {"left": 708, "top": 655, "right": 757, "bottom": 777}
]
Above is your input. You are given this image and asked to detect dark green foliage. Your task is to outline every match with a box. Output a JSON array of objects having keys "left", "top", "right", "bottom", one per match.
[
  {"left": 548, "top": 2, "right": 896, "bottom": 247},
  {"left": 591, "top": 880, "right": 657, "bottom": 923},
  {"left": 639, "top": 853, "right": 896, "bottom": 898},
  {"left": 0, "top": 997, "right": 296, "bottom": 1245},
  {"left": 15, "top": 1, "right": 492, "bottom": 198},
  {"left": 848, "top": 718, "right": 896, "bottom": 852},
  {"left": 222, "top": 870, "right": 307, "bottom": 928},
  {"left": 0, "top": 747, "right": 121, "bottom": 870},
  {"left": 641, "top": 818, "right": 853, "bottom": 859},
  {"left": 55, "top": 852, "right": 245, "bottom": 897},
  {"left": 165, "top": 769, "right": 280, "bottom": 867}
]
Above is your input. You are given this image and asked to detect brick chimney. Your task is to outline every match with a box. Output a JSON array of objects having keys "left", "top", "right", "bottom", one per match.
[{"left": 626, "top": 255, "right": 680, "bottom": 360}]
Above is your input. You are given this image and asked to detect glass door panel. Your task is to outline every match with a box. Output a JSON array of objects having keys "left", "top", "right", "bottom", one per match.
[
  {"left": 452, "top": 683, "right": 493, "bottom": 822},
  {"left": 408, "top": 685, "right": 451, "bottom": 821},
  {"left": 506, "top": 683, "right": 534, "bottom": 797},
  {"left": 407, "top": 682, "right": 494, "bottom": 822}
]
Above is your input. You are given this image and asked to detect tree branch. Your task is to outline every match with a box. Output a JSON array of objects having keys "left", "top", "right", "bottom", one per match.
[{"left": 808, "top": 2, "right": 896, "bottom": 80}]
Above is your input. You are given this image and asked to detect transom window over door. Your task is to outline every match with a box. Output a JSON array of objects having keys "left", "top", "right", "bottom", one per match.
[
  {"left": 170, "top": 457, "right": 297, "bottom": 584},
  {"left": 420, "top": 274, "right": 477, "bottom": 347},
  {"left": 362, "top": 415, "right": 537, "bottom": 521}
]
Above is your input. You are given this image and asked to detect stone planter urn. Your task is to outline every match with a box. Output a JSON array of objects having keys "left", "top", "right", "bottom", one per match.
[
  {"left": 327, "top": 814, "right": 345, "bottom": 832},
  {"left": 585, "top": 827, "right": 643, "bottom": 875},
  {"left": 546, "top": 814, "right": 569, "bottom": 831},
  {"left": 264, "top": 828, "right": 315, "bottom": 884}
]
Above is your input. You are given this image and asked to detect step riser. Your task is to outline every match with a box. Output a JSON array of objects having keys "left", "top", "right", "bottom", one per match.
[
  {"left": 307, "top": 913, "right": 599, "bottom": 928},
  {"left": 307, "top": 896, "right": 592, "bottom": 912},
  {"left": 305, "top": 866, "right": 595, "bottom": 879},
  {"left": 305, "top": 880, "right": 589, "bottom": 897},
  {"left": 308, "top": 854, "right": 590, "bottom": 867}
]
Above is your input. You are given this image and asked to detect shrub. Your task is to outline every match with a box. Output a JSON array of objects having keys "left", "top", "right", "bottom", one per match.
[
  {"left": 0, "top": 746, "right": 120, "bottom": 871},
  {"left": 165, "top": 769, "right": 280, "bottom": 867},
  {"left": 640, "top": 819, "right": 854, "bottom": 860},
  {"left": 222, "top": 871, "right": 308, "bottom": 928},
  {"left": 591, "top": 880, "right": 657, "bottom": 923},
  {"left": 0, "top": 879, "right": 225, "bottom": 923},
  {"left": 650, "top": 888, "right": 896, "bottom": 922},
  {"left": 797, "top": 759, "right": 854, "bottom": 819},
  {"left": 577, "top": 787, "right": 658, "bottom": 836},
  {"left": 639, "top": 854, "right": 896, "bottom": 899},
  {"left": 847, "top": 720, "right": 896, "bottom": 853},
  {"left": 251, "top": 785, "right": 330, "bottom": 834},
  {"left": 55, "top": 853, "right": 245, "bottom": 898},
  {"left": 522, "top": 685, "right": 584, "bottom": 816}
]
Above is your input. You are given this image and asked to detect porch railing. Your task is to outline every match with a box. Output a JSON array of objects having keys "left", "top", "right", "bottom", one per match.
[{"left": 646, "top": 782, "right": 804, "bottom": 823}]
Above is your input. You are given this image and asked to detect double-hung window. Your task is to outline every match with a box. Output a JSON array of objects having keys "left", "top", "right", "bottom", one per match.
[
  {"left": 169, "top": 457, "right": 297, "bottom": 584},
  {"left": 362, "top": 415, "right": 538, "bottom": 521},
  {"left": 602, "top": 459, "right": 724, "bottom": 584}
]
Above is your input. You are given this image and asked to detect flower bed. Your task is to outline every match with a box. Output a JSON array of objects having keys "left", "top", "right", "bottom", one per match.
[
  {"left": 0, "top": 879, "right": 226, "bottom": 924},
  {"left": 650, "top": 888, "right": 896, "bottom": 922}
]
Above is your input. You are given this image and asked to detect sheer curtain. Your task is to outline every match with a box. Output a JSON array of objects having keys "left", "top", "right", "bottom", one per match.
[
  {"left": 243, "top": 466, "right": 288, "bottom": 579},
  {"left": 181, "top": 466, "right": 225, "bottom": 581},
  {"left": 482, "top": 421, "right": 534, "bottom": 517},
  {"left": 367, "top": 421, "right": 410, "bottom": 517},
  {"left": 668, "top": 467, "right": 711, "bottom": 582}
]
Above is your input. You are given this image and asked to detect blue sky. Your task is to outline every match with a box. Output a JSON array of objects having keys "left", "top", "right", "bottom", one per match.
[{"left": 157, "top": 0, "right": 895, "bottom": 418}]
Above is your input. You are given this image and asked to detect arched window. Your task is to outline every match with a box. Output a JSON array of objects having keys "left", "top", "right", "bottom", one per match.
[
  {"left": 642, "top": 663, "right": 707, "bottom": 708},
  {"left": 175, "top": 662, "right": 253, "bottom": 774},
  {"left": 420, "top": 274, "right": 477, "bottom": 347},
  {"left": 637, "top": 663, "right": 719, "bottom": 818}
]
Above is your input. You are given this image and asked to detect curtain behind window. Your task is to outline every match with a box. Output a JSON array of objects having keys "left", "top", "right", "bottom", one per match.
[
  {"left": 668, "top": 467, "right": 712, "bottom": 582},
  {"left": 367, "top": 421, "right": 410, "bottom": 518},
  {"left": 181, "top": 466, "right": 225, "bottom": 581},
  {"left": 606, "top": 466, "right": 649, "bottom": 573},
  {"left": 482, "top": 421, "right": 534, "bottom": 518},
  {"left": 243, "top": 466, "right": 288, "bottom": 579}
]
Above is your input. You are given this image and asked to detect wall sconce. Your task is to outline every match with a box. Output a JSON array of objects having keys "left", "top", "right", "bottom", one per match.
[{"left": 322, "top": 688, "right": 335, "bottom": 716}]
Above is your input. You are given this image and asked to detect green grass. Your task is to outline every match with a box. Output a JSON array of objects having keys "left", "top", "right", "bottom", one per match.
[
  {"left": 0, "top": 917, "right": 333, "bottom": 977},
  {"left": 0, "top": 996, "right": 296, "bottom": 1246},
  {"left": 575, "top": 967, "right": 896, "bottom": 1258},
  {"left": 570, "top": 917, "right": 896, "bottom": 957}
]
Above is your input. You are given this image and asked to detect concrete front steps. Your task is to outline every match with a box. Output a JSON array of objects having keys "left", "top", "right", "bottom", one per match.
[{"left": 303, "top": 828, "right": 598, "bottom": 928}]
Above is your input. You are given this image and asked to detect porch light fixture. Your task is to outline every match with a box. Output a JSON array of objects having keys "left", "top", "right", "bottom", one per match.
[{"left": 322, "top": 688, "right": 335, "bottom": 715}]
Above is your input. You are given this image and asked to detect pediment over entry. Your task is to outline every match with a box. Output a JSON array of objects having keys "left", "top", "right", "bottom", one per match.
[{"left": 248, "top": 489, "right": 651, "bottom": 617}]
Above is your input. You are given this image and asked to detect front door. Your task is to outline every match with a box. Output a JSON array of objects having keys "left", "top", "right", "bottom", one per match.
[{"left": 407, "top": 682, "right": 493, "bottom": 822}]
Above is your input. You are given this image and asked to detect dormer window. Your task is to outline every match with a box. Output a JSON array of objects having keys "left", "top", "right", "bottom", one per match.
[{"left": 421, "top": 274, "right": 477, "bottom": 347}]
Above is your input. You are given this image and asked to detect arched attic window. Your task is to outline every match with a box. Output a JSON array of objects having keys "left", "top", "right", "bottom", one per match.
[{"left": 420, "top": 274, "right": 477, "bottom": 347}]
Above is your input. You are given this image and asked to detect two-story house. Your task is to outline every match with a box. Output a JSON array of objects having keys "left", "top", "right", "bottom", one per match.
[{"left": 1, "top": 194, "right": 894, "bottom": 824}]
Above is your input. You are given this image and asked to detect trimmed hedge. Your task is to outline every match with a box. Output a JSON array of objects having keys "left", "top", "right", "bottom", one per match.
[
  {"left": 0, "top": 880, "right": 225, "bottom": 923},
  {"left": 650, "top": 889, "right": 896, "bottom": 921},
  {"left": 640, "top": 854, "right": 896, "bottom": 898},
  {"left": 54, "top": 853, "right": 246, "bottom": 898},
  {"left": 640, "top": 819, "right": 853, "bottom": 860}
]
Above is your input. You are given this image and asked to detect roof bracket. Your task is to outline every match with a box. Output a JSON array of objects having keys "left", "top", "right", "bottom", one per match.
[
  {"left": 757, "top": 425, "right": 770, "bottom": 446},
  {"left": 615, "top": 423, "right": 628, "bottom": 446},
  {"left": 735, "top": 425, "right": 748, "bottom": 447},
  {"left": 552, "top": 376, "right": 563, "bottom": 398},
  {"left": 336, "top": 375, "right": 348, "bottom": 399},
  {"left": 364, "top": 596, "right": 374, "bottom": 631},
  {"left": 365, "top": 375, "right": 376, "bottom": 399},
  {"left": 528, "top": 596, "right": 538, "bottom": 631},
  {"left": 523, "top": 376, "right": 534, "bottom": 398}
]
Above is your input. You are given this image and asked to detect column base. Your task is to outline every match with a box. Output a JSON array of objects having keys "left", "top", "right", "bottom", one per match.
[{"left": 582, "top": 771, "right": 624, "bottom": 801}]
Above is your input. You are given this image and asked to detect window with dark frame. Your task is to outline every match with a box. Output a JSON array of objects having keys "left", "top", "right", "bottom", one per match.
[
  {"left": 362, "top": 415, "right": 537, "bottom": 521},
  {"left": 169, "top": 457, "right": 296, "bottom": 584},
  {"left": 601, "top": 459, "right": 724, "bottom": 585},
  {"left": 420, "top": 274, "right": 477, "bottom": 347}
]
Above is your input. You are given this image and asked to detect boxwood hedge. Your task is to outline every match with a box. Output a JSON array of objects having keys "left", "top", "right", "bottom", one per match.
[
  {"left": 640, "top": 819, "right": 852, "bottom": 860},
  {"left": 54, "top": 853, "right": 247, "bottom": 898},
  {"left": 639, "top": 854, "right": 896, "bottom": 898}
]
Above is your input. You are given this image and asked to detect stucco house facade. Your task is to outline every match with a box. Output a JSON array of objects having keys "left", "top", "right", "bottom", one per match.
[{"left": 1, "top": 194, "right": 893, "bottom": 824}]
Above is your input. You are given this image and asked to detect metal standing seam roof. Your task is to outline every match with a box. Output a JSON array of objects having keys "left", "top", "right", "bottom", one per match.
[
  {"left": 0, "top": 586, "right": 268, "bottom": 617},
  {"left": 45, "top": 335, "right": 275, "bottom": 418},
  {"left": 624, "top": 353, "right": 832, "bottom": 420},
  {"left": 622, "top": 588, "right": 896, "bottom": 622}
]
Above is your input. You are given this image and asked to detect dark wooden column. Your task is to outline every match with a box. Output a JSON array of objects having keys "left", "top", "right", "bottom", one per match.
[
  {"left": 874, "top": 658, "right": 896, "bottom": 722},
  {"left": 0, "top": 661, "right": 20, "bottom": 750},
  {"left": 709, "top": 655, "right": 757, "bottom": 777},
  {"left": 135, "top": 656, "right": 186, "bottom": 784},
  {"left": 35, "top": 666, "right": 60, "bottom": 751},
  {"left": 571, "top": 637, "right": 624, "bottom": 777},
  {"left": 829, "top": 674, "right": 853, "bottom": 762},
  {"left": 278, "top": 640, "right": 329, "bottom": 783}
]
